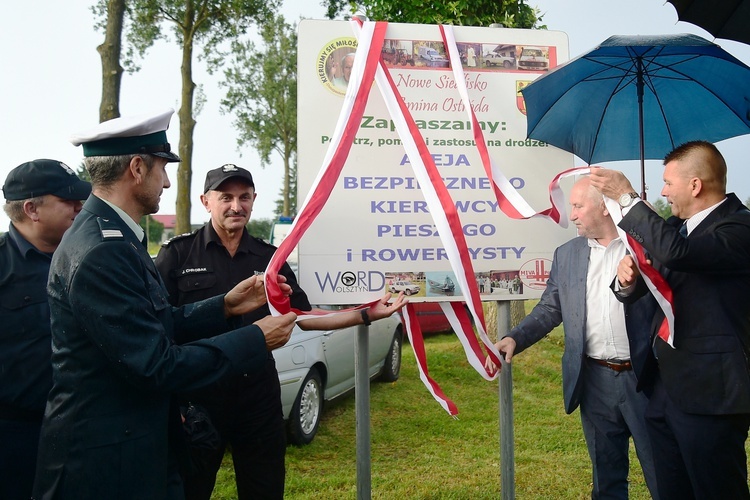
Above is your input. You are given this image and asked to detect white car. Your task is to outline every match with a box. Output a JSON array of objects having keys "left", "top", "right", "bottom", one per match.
[
  {"left": 389, "top": 280, "right": 420, "bottom": 295},
  {"left": 273, "top": 309, "right": 403, "bottom": 445},
  {"left": 484, "top": 51, "right": 515, "bottom": 68}
]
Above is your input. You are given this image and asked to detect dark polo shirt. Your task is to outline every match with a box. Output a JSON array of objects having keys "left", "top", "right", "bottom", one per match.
[
  {"left": 154, "top": 223, "right": 311, "bottom": 433},
  {"left": 0, "top": 224, "right": 53, "bottom": 421}
]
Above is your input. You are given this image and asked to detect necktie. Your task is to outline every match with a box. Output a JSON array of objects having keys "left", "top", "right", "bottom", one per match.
[{"left": 679, "top": 222, "right": 688, "bottom": 238}]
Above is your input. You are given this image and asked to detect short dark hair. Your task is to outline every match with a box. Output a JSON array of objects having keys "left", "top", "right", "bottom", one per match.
[
  {"left": 664, "top": 140, "right": 726, "bottom": 193},
  {"left": 663, "top": 140, "right": 720, "bottom": 165}
]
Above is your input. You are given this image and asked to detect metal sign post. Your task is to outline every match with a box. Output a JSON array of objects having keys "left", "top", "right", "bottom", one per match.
[
  {"left": 496, "top": 301, "right": 515, "bottom": 499},
  {"left": 355, "top": 324, "right": 372, "bottom": 499}
]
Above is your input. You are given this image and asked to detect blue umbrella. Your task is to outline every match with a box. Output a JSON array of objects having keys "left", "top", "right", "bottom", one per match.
[{"left": 522, "top": 34, "right": 750, "bottom": 198}]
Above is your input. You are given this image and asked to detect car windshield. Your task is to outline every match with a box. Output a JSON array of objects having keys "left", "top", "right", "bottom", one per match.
[{"left": 522, "top": 49, "right": 543, "bottom": 57}]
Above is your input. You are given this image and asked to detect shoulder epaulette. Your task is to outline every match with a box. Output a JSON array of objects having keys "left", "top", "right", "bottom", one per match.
[
  {"left": 96, "top": 217, "right": 125, "bottom": 241},
  {"left": 161, "top": 231, "right": 195, "bottom": 247}
]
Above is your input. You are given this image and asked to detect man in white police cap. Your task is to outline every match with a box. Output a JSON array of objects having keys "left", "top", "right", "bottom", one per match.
[
  {"left": 0, "top": 159, "right": 90, "bottom": 500},
  {"left": 32, "top": 109, "right": 298, "bottom": 500}
]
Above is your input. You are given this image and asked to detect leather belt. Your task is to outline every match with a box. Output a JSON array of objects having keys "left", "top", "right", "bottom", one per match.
[{"left": 586, "top": 357, "right": 632, "bottom": 372}]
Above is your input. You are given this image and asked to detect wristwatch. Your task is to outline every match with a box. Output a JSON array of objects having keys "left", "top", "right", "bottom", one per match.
[{"left": 618, "top": 192, "right": 639, "bottom": 208}]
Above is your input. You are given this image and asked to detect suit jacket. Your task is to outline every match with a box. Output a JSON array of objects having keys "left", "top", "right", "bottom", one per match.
[
  {"left": 33, "top": 195, "right": 269, "bottom": 500},
  {"left": 509, "top": 236, "right": 656, "bottom": 414},
  {"left": 619, "top": 193, "right": 750, "bottom": 415}
]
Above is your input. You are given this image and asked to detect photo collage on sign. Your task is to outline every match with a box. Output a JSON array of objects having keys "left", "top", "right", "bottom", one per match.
[{"left": 385, "top": 270, "right": 524, "bottom": 298}]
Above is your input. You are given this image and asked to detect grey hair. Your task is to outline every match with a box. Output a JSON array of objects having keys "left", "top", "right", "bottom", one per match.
[
  {"left": 3, "top": 196, "right": 45, "bottom": 223},
  {"left": 85, "top": 154, "right": 157, "bottom": 188}
]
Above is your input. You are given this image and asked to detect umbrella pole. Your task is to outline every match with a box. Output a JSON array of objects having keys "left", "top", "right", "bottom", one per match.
[{"left": 637, "top": 57, "right": 647, "bottom": 201}]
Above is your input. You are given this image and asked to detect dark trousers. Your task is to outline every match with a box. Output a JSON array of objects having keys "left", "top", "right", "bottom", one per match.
[
  {"left": 183, "top": 428, "right": 286, "bottom": 500},
  {"left": 0, "top": 419, "right": 41, "bottom": 500},
  {"left": 580, "top": 359, "right": 659, "bottom": 499},
  {"left": 181, "top": 359, "right": 286, "bottom": 500},
  {"left": 646, "top": 374, "right": 750, "bottom": 500}
]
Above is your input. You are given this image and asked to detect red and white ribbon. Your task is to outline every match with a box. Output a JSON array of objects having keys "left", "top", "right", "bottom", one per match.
[
  {"left": 439, "top": 25, "right": 568, "bottom": 226},
  {"left": 263, "top": 21, "right": 388, "bottom": 320},
  {"left": 263, "top": 20, "right": 675, "bottom": 416},
  {"left": 602, "top": 194, "right": 676, "bottom": 347}
]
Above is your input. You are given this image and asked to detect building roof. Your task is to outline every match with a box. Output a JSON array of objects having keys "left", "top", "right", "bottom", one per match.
[{"left": 151, "top": 214, "right": 177, "bottom": 228}]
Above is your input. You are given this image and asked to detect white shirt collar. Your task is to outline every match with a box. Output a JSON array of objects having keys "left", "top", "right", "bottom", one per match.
[
  {"left": 100, "top": 197, "right": 145, "bottom": 242},
  {"left": 685, "top": 197, "right": 727, "bottom": 236}
]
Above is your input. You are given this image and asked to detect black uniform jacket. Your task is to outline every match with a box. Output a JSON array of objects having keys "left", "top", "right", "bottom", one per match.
[
  {"left": 619, "top": 193, "right": 750, "bottom": 415},
  {"left": 33, "top": 195, "right": 269, "bottom": 500}
]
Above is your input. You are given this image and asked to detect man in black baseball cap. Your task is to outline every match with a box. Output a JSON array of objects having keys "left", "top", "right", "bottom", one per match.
[
  {"left": 3, "top": 158, "right": 92, "bottom": 202},
  {"left": 203, "top": 163, "right": 254, "bottom": 193},
  {"left": 0, "top": 158, "right": 90, "bottom": 500},
  {"left": 154, "top": 161, "right": 407, "bottom": 500}
]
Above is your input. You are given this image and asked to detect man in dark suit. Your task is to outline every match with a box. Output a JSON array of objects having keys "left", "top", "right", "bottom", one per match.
[
  {"left": 32, "top": 109, "right": 297, "bottom": 500},
  {"left": 486, "top": 177, "right": 659, "bottom": 499},
  {"left": 591, "top": 140, "right": 750, "bottom": 499}
]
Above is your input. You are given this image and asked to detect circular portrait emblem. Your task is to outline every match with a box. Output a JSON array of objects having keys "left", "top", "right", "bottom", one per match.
[{"left": 317, "top": 37, "right": 358, "bottom": 96}]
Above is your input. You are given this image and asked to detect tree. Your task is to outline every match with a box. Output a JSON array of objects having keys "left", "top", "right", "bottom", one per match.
[
  {"left": 323, "top": 0, "right": 545, "bottom": 29},
  {"left": 246, "top": 217, "right": 273, "bottom": 240},
  {"left": 221, "top": 14, "right": 297, "bottom": 217},
  {"left": 75, "top": 162, "right": 91, "bottom": 183},
  {"left": 273, "top": 161, "right": 296, "bottom": 217},
  {"left": 140, "top": 214, "right": 165, "bottom": 243},
  {"left": 124, "top": 0, "right": 279, "bottom": 234},
  {"left": 93, "top": 0, "right": 127, "bottom": 122},
  {"left": 652, "top": 198, "right": 672, "bottom": 220}
]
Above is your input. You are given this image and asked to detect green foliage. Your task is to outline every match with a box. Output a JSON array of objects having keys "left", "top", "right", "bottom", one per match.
[
  {"left": 274, "top": 160, "right": 297, "bottom": 217},
  {"left": 121, "top": 0, "right": 280, "bottom": 74},
  {"left": 246, "top": 217, "right": 273, "bottom": 240},
  {"left": 139, "top": 214, "right": 164, "bottom": 243},
  {"left": 221, "top": 14, "right": 298, "bottom": 216},
  {"left": 323, "top": 0, "right": 545, "bottom": 29},
  {"left": 652, "top": 197, "right": 672, "bottom": 220},
  {"left": 221, "top": 15, "right": 297, "bottom": 166},
  {"left": 75, "top": 161, "right": 91, "bottom": 183}
]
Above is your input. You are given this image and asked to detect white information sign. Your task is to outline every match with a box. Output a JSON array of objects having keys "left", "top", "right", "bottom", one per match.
[{"left": 297, "top": 20, "right": 575, "bottom": 305}]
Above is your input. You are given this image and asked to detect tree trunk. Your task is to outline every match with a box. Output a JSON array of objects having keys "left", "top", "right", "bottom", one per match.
[
  {"left": 484, "top": 300, "right": 526, "bottom": 342},
  {"left": 97, "top": 0, "right": 126, "bottom": 122},
  {"left": 282, "top": 148, "right": 290, "bottom": 216},
  {"left": 175, "top": 8, "right": 196, "bottom": 235}
]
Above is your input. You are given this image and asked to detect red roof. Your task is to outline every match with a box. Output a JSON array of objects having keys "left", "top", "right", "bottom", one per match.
[{"left": 151, "top": 214, "right": 177, "bottom": 228}]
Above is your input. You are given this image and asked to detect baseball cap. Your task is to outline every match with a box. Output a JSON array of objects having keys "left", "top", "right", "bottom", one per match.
[
  {"left": 203, "top": 164, "right": 254, "bottom": 193},
  {"left": 2, "top": 159, "right": 92, "bottom": 201},
  {"left": 69, "top": 108, "right": 181, "bottom": 162}
]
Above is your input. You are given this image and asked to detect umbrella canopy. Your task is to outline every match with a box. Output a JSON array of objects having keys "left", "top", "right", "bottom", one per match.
[
  {"left": 522, "top": 33, "right": 750, "bottom": 197},
  {"left": 668, "top": 0, "right": 750, "bottom": 45}
]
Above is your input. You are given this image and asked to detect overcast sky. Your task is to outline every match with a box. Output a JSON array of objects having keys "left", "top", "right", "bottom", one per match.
[{"left": 2, "top": 0, "right": 749, "bottom": 232}]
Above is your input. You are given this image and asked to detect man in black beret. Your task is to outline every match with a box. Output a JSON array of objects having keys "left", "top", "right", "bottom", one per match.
[{"left": 0, "top": 159, "right": 90, "bottom": 500}]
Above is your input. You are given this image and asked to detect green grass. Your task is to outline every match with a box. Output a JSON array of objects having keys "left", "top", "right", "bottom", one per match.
[{"left": 210, "top": 300, "right": 660, "bottom": 499}]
